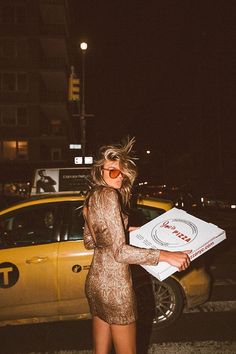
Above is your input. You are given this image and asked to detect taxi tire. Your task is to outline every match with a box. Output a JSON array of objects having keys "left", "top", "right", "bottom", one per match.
[{"left": 135, "top": 276, "right": 184, "bottom": 329}]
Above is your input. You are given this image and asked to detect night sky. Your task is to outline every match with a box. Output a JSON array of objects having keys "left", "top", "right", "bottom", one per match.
[{"left": 71, "top": 1, "right": 235, "bottom": 188}]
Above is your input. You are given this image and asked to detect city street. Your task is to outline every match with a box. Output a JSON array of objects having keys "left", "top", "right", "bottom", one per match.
[
  {"left": 0, "top": 208, "right": 235, "bottom": 354},
  {"left": 1, "top": 1, "right": 235, "bottom": 353}
]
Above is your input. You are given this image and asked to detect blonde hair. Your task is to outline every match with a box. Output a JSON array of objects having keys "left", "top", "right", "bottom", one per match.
[{"left": 89, "top": 137, "right": 137, "bottom": 205}]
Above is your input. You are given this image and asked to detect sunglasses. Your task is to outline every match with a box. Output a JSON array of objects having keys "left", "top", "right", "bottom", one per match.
[{"left": 103, "top": 168, "right": 125, "bottom": 179}]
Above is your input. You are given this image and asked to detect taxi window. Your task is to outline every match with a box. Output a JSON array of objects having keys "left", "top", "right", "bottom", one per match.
[
  {"left": 0, "top": 204, "right": 57, "bottom": 248},
  {"left": 67, "top": 202, "right": 84, "bottom": 241}
]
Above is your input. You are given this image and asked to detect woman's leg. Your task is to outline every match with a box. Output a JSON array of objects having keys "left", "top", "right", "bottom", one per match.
[
  {"left": 92, "top": 316, "right": 112, "bottom": 354},
  {"left": 111, "top": 321, "right": 136, "bottom": 354}
]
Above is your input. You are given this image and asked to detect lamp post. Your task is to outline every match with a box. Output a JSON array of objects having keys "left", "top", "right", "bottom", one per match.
[{"left": 80, "top": 41, "right": 87, "bottom": 157}]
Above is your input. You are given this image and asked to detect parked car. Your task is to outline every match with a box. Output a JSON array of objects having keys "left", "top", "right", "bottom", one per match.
[
  {"left": 197, "top": 180, "right": 236, "bottom": 211},
  {"left": 136, "top": 185, "right": 198, "bottom": 211},
  {"left": 200, "top": 193, "right": 236, "bottom": 211},
  {"left": 0, "top": 193, "right": 210, "bottom": 329}
]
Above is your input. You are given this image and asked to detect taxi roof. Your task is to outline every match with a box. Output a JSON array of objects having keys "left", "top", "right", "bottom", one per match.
[{"left": 0, "top": 193, "right": 85, "bottom": 215}]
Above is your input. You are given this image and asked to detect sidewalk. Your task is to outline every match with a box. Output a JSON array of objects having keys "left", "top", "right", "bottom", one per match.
[{"left": 27, "top": 340, "right": 236, "bottom": 354}]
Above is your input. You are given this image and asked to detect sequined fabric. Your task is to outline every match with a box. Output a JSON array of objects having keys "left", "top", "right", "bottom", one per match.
[{"left": 83, "top": 186, "right": 160, "bottom": 325}]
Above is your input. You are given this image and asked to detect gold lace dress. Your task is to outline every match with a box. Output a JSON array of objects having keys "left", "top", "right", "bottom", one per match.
[{"left": 83, "top": 186, "right": 160, "bottom": 325}]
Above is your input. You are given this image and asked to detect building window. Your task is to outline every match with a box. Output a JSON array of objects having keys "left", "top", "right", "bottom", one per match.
[
  {"left": 17, "top": 107, "right": 28, "bottom": 126},
  {"left": 0, "top": 141, "right": 28, "bottom": 160},
  {"left": 0, "top": 106, "right": 28, "bottom": 126},
  {"left": 51, "top": 119, "right": 62, "bottom": 135},
  {"left": 0, "top": 39, "right": 28, "bottom": 58},
  {"left": 1, "top": 106, "right": 15, "bottom": 126},
  {"left": 1, "top": 72, "right": 28, "bottom": 92},
  {"left": 0, "top": 5, "right": 14, "bottom": 23},
  {"left": 2, "top": 72, "right": 16, "bottom": 91},
  {"left": 15, "top": 4, "right": 27, "bottom": 24},
  {"left": 17, "top": 39, "right": 28, "bottom": 58},
  {"left": 0, "top": 4, "right": 27, "bottom": 24},
  {"left": 2, "top": 141, "right": 16, "bottom": 160},
  {"left": 1, "top": 39, "right": 16, "bottom": 57},
  {"left": 17, "top": 141, "right": 28, "bottom": 160},
  {"left": 51, "top": 148, "right": 61, "bottom": 161}
]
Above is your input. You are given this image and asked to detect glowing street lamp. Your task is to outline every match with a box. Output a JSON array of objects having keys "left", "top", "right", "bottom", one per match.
[{"left": 80, "top": 42, "right": 88, "bottom": 51}]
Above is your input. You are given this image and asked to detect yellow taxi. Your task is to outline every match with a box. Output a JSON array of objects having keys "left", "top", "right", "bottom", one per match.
[{"left": 0, "top": 193, "right": 211, "bottom": 329}]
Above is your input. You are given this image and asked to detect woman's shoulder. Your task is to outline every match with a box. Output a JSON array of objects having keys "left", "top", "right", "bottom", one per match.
[
  {"left": 98, "top": 185, "right": 118, "bottom": 197},
  {"left": 90, "top": 185, "right": 119, "bottom": 203}
]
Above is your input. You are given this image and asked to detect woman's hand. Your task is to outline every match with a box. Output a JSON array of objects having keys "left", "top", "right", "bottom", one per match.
[{"left": 159, "top": 250, "right": 191, "bottom": 271}]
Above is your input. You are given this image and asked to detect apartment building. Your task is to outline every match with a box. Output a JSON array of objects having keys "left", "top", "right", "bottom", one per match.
[{"left": 0, "top": 0, "right": 77, "bottom": 186}]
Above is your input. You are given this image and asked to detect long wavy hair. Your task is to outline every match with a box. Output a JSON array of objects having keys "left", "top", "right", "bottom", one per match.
[{"left": 87, "top": 137, "right": 137, "bottom": 206}]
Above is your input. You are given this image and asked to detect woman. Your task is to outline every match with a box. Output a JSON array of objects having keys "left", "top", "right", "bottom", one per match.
[{"left": 83, "top": 138, "right": 190, "bottom": 354}]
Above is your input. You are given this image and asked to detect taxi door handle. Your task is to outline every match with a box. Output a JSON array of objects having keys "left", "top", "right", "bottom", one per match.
[{"left": 26, "top": 256, "right": 48, "bottom": 264}]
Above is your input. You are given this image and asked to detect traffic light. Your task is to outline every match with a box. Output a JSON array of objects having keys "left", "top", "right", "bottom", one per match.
[{"left": 68, "top": 74, "right": 80, "bottom": 101}]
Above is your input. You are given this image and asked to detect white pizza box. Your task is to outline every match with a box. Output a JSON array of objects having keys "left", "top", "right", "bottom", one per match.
[{"left": 130, "top": 207, "right": 226, "bottom": 281}]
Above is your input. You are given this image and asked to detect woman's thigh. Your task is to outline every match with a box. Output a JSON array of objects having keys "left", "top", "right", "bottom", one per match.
[
  {"left": 93, "top": 316, "right": 112, "bottom": 354},
  {"left": 111, "top": 321, "right": 136, "bottom": 354}
]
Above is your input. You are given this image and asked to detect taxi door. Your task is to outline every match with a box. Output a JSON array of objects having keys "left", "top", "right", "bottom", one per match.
[
  {"left": 0, "top": 203, "right": 60, "bottom": 324},
  {"left": 57, "top": 202, "right": 93, "bottom": 318}
]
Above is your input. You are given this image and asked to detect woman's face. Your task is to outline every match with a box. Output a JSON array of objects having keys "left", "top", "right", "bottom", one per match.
[{"left": 102, "top": 159, "right": 125, "bottom": 189}]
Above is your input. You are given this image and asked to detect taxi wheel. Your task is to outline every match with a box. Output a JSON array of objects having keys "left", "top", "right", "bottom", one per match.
[{"left": 136, "top": 276, "right": 185, "bottom": 329}]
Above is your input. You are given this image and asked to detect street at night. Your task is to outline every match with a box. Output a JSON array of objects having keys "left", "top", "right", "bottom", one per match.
[
  {"left": 1, "top": 1, "right": 236, "bottom": 353},
  {"left": 0, "top": 208, "right": 235, "bottom": 354}
]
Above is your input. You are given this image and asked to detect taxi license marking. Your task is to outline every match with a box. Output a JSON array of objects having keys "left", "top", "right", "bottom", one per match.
[{"left": 0, "top": 262, "right": 19, "bottom": 288}]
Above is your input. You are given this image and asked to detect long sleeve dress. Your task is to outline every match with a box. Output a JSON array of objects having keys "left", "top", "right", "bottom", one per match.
[{"left": 83, "top": 186, "right": 160, "bottom": 325}]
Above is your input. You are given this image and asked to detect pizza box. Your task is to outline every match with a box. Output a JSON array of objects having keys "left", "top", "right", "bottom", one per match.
[{"left": 130, "top": 207, "right": 226, "bottom": 281}]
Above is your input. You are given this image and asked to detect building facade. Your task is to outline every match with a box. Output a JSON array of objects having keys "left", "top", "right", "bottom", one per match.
[{"left": 0, "top": 0, "right": 77, "bottom": 186}]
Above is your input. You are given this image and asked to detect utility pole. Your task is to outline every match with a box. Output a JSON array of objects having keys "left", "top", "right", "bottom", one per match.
[
  {"left": 80, "top": 42, "right": 86, "bottom": 157},
  {"left": 78, "top": 42, "right": 94, "bottom": 158},
  {"left": 68, "top": 43, "right": 94, "bottom": 160}
]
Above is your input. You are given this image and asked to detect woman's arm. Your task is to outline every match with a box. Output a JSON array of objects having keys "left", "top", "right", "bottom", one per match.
[
  {"left": 83, "top": 221, "right": 96, "bottom": 249},
  {"left": 102, "top": 189, "right": 160, "bottom": 265},
  {"left": 159, "top": 249, "right": 191, "bottom": 271},
  {"left": 102, "top": 188, "right": 190, "bottom": 270}
]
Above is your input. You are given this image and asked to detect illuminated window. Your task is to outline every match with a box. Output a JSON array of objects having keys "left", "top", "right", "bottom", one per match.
[
  {"left": 18, "top": 141, "right": 28, "bottom": 159},
  {"left": 1, "top": 141, "right": 28, "bottom": 160},
  {"left": 3, "top": 141, "right": 16, "bottom": 160}
]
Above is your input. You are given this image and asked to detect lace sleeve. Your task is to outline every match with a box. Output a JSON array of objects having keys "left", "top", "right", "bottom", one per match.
[
  {"left": 101, "top": 188, "right": 160, "bottom": 265},
  {"left": 83, "top": 220, "right": 96, "bottom": 249}
]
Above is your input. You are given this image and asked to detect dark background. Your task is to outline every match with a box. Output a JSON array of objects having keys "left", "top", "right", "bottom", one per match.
[{"left": 70, "top": 0, "right": 235, "bottom": 190}]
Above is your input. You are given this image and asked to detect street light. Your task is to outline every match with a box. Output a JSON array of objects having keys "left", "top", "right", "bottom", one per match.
[
  {"left": 80, "top": 42, "right": 87, "bottom": 50},
  {"left": 80, "top": 42, "right": 87, "bottom": 157}
]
